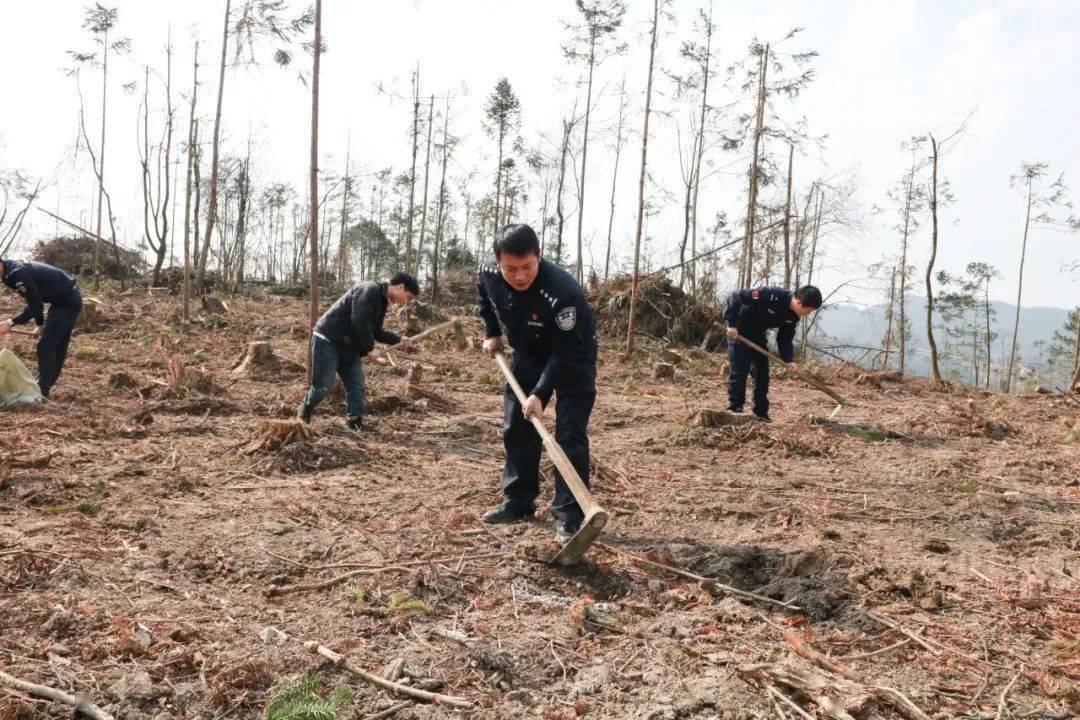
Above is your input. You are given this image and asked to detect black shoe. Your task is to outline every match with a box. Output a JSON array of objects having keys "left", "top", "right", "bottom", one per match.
[
  {"left": 481, "top": 501, "right": 534, "bottom": 524},
  {"left": 728, "top": 405, "right": 743, "bottom": 414},
  {"left": 297, "top": 403, "right": 313, "bottom": 423},
  {"left": 753, "top": 411, "right": 771, "bottom": 423},
  {"left": 555, "top": 519, "right": 581, "bottom": 544},
  {"left": 347, "top": 416, "right": 375, "bottom": 432}
]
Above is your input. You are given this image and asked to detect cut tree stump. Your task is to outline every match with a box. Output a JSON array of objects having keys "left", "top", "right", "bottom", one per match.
[
  {"left": 660, "top": 348, "right": 684, "bottom": 365},
  {"left": 76, "top": 296, "right": 103, "bottom": 326},
  {"left": 201, "top": 296, "right": 229, "bottom": 315},
  {"left": 242, "top": 419, "right": 315, "bottom": 454},
  {"left": 232, "top": 341, "right": 304, "bottom": 376},
  {"left": 692, "top": 409, "right": 755, "bottom": 428},
  {"left": 167, "top": 357, "right": 218, "bottom": 394},
  {"left": 654, "top": 362, "right": 676, "bottom": 380}
]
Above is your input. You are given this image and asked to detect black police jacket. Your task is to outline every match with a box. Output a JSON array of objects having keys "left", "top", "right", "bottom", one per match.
[
  {"left": 313, "top": 280, "right": 400, "bottom": 356},
  {"left": 476, "top": 258, "right": 598, "bottom": 403},
  {"left": 723, "top": 286, "right": 799, "bottom": 362},
  {"left": 1, "top": 259, "right": 79, "bottom": 326}
]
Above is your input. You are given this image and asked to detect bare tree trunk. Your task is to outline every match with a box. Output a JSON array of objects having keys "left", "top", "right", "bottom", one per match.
[
  {"left": 882, "top": 265, "right": 896, "bottom": 369},
  {"left": 688, "top": 14, "right": 713, "bottom": 296},
  {"left": 307, "top": 0, "right": 322, "bottom": 381},
  {"left": 741, "top": 43, "right": 768, "bottom": 288},
  {"left": 1005, "top": 176, "right": 1033, "bottom": 392},
  {"left": 625, "top": 0, "right": 660, "bottom": 356},
  {"left": 338, "top": 132, "right": 351, "bottom": 283},
  {"left": 574, "top": 40, "right": 597, "bottom": 285},
  {"left": 604, "top": 79, "right": 627, "bottom": 283},
  {"left": 782, "top": 143, "right": 794, "bottom": 289},
  {"left": 800, "top": 189, "right": 823, "bottom": 350},
  {"left": 984, "top": 279, "right": 992, "bottom": 389},
  {"left": 554, "top": 116, "right": 572, "bottom": 265},
  {"left": 192, "top": 118, "right": 202, "bottom": 273},
  {"left": 416, "top": 95, "right": 434, "bottom": 276},
  {"left": 926, "top": 134, "right": 942, "bottom": 382},
  {"left": 494, "top": 124, "right": 506, "bottom": 242},
  {"left": 898, "top": 164, "right": 915, "bottom": 374},
  {"left": 405, "top": 67, "right": 420, "bottom": 271},
  {"left": 197, "top": 0, "right": 231, "bottom": 295},
  {"left": 432, "top": 95, "right": 451, "bottom": 302},
  {"left": 1071, "top": 306, "right": 1080, "bottom": 392},
  {"left": 93, "top": 27, "right": 110, "bottom": 290}
]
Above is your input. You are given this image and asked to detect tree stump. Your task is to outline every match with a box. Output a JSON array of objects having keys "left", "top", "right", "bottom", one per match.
[
  {"left": 76, "top": 297, "right": 103, "bottom": 327},
  {"left": 660, "top": 348, "right": 683, "bottom": 365},
  {"left": 232, "top": 341, "right": 303, "bottom": 376},
  {"left": 692, "top": 409, "right": 755, "bottom": 428},
  {"left": 242, "top": 419, "right": 315, "bottom": 454},
  {"left": 654, "top": 362, "right": 675, "bottom": 380},
  {"left": 201, "top": 296, "right": 229, "bottom": 315},
  {"left": 167, "top": 357, "right": 217, "bottom": 394}
]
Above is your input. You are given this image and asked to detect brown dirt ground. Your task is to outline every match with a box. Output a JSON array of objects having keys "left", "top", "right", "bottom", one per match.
[{"left": 1, "top": 289, "right": 1077, "bottom": 720}]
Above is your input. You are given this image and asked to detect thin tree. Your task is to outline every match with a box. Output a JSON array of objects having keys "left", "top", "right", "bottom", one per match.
[
  {"left": 69, "top": 3, "right": 129, "bottom": 289},
  {"left": 138, "top": 36, "right": 175, "bottom": 287},
  {"left": 782, "top": 143, "right": 794, "bottom": 288},
  {"left": 405, "top": 67, "right": 420, "bottom": 271},
  {"left": 431, "top": 96, "right": 455, "bottom": 301},
  {"left": 564, "top": 0, "right": 627, "bottom": 284},
  {"left": 1004, "top": 163, "right": 1074, "bottom": 391},
  {"left": 197, "top": 0, "right": 304, "bottom": 294},
  {"left": 553, "top": 111, "right": 578, "bottom": 265},
  {"left": 926, "top": 134, "right": 942, "bottom": 381},
  {"left": 625, "top": 0, "right": 664, "bottom": 355},
  {"left": 603, "top": 75, "right": 629, "bottom": 281},
  {"left": 484, "top": 78, "right": 521, "bottom": 240},
  {"left": 416, "top": 95, "right": 435, "bottom": 275},
  {"left": 307, "top": 0, "right": 323, "bottom": 378}
]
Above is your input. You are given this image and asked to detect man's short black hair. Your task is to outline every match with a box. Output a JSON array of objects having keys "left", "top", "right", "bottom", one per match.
[
  {"left": 493, "top": 223, "right": 540, "bottom": 258},
  {"left": 389, "top": 271, "right": 420, "bottom": 296},
  {"left": 794, "top": 285, "right": 823, "bottom": 309}
]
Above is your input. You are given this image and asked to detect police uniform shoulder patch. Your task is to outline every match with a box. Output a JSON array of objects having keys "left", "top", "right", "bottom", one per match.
[{"left": 556, "top": 305, "right": 576, "bottom": 331}]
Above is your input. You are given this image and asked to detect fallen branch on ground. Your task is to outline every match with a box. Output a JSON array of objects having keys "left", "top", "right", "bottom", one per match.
[
  {"left": 305, "top": 641, "right": 473, "bottom": 709},
  {"left": 0, "top": 669, "right": 115, "bottom": 720}
]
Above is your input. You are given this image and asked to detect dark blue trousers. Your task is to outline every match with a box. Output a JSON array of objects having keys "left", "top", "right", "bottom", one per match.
[
  {"left": 303, "top": 335, "right": 366, "bottom": 420},
  {"left": 728, "top": 331, "right": 770, "bottom": 416},
  {"left": 502, "top": 354, "right": 595, "bottom": 525},
  {"left": 37, "top": 289, "right": 82, "bottom": 397}
]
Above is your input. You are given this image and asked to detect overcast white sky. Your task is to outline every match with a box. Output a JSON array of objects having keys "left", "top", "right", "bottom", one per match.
[{"left": 1, "top": 0, "right": 1077, "bottom": 309}]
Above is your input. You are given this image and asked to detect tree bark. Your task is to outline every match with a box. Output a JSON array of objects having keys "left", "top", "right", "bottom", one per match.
[
  {"left": 405, "top": 67, "right": 420, "bottom": 271},
  {"left": 416, "top": 95, "right": 434, "bottom": 275},
  {"left": 1005, "top": 177, "right": 1033, "bottom": 392},
  {"left": 782, "top": 143, "right": 794, "bottom": 289},
  {"left": 574, "top": 39, "right": 597, "bottom": 285},
  {"left": 307, "top": 0, "right": 322, "bottom": 382},
  {"left": 625, "top": 0, "right": 660, "bottom": 356},
  {"left": 604, "top": 80, "right": 627, "bottom": 282},
  {"left": 554, "top": 116, "right": 572, "bottom": 265},
  {"left": 432, "top": 96, "right": 450, "bottom": 302},
  {"left": 898, "top": 163, "right": 915, "bottom": 374},
  {"left": 882, "top": 265, "right": 896, "bottom": 369},
  {"left": 741, "top": 43, "right": 768, "bottom": 288},
  {"left": 1070, "top": 306, "right": 1080, "bottom": 392},
  {"left": 926, "top": 134, "right": 942, "bottom": 382},
  {"left": 93, "top": 27, "right": 110, "bottom": 290},
  {"left": 197, "top": 0, "right": 231, "bottom": 295}
]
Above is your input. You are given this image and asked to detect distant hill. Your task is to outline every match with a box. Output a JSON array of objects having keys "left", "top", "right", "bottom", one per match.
[{"left": 811, "top": 296, "right": 1073, "bottom": 387}]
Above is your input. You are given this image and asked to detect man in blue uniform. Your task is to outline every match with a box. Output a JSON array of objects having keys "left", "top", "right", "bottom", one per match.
[
  {"left": 723, "top": 285, "right": 822, "bottom": 421},
  {"left": 297, "top": 271, "right": 419, "bottom": 431},
  {"left": 0, "top": 258, "right": 83, "bottom": 398},
  {"left": 477, "top": 224, "right": 599, "bottom": 543}
]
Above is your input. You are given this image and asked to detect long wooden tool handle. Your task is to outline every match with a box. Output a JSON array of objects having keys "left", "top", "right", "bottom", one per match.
[
  {"left": 494, "top": 352, "right": 601, "bottom": 515},
  {"left": 732, "top": 332, "right": 848, "bottom": 406},
  {"left": 372, "top": 318, "right": 457, "bottom": 357}
]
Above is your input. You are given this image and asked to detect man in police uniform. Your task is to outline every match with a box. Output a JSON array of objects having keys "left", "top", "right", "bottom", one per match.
[
  {"left": 477, "top": 224, "right": 598, "bottom": 543},
  {"left": 723, "top": 284, "right": 822, "bottom": 421},
  {"left": 0, "top": 258, "right": 83, "bottom": 398},
  {"left": 297, "top": 271, "right": 419, "bottom": 431}
]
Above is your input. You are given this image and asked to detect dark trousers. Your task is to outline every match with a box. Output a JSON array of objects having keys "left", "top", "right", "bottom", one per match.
[
  {"left": 303, "top": 335, "right": 366, "bottom": 419},
  {"left": 728, "top": 331, "right": 770, "bottom": 416},
  {"left": 38, "top": 289, "right": 81, "bottom": 397},
  {"left": 502, "top": 354, "right": 596, "bottom": 524}
]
